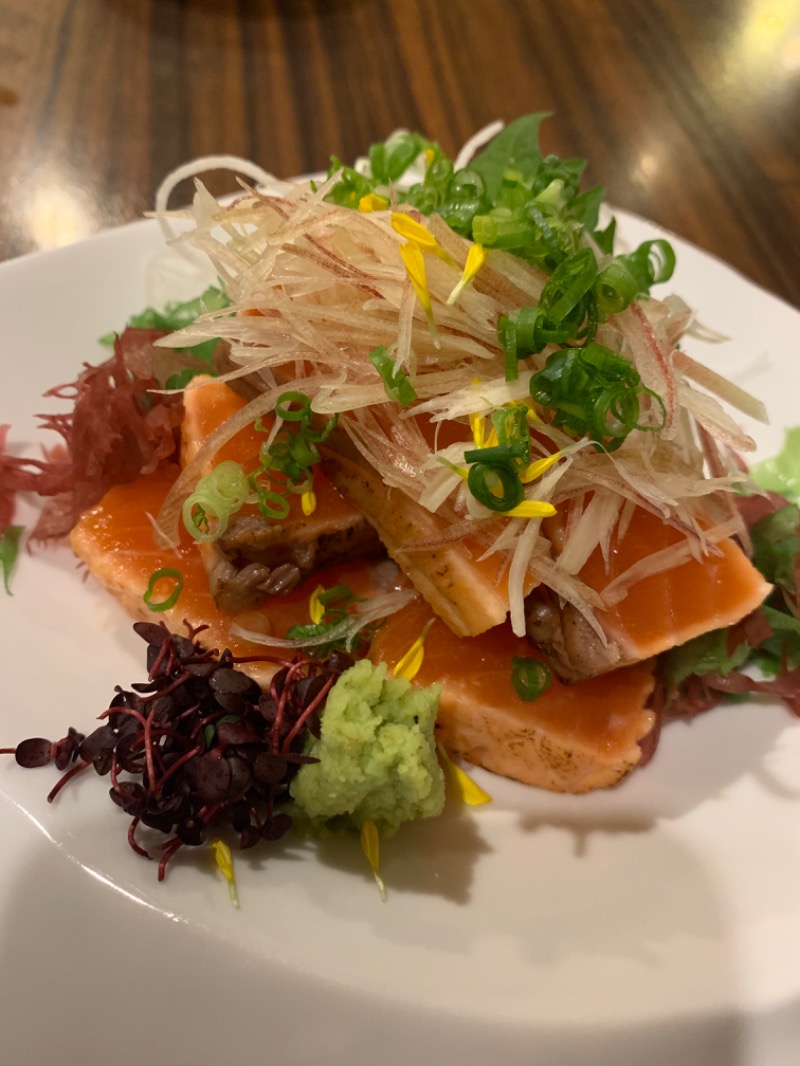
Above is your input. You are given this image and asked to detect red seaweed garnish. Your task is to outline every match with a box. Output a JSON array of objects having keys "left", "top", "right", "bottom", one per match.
[{"left": 0, "top": 329, "right": 183, "bottom": 542}]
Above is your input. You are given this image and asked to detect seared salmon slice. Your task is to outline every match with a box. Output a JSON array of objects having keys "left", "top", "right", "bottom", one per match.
[
  {"left": 370, "top": 598, "right": 656, "bottom": 793},
  {"left": 70, "top": 466, "right": 396, "bottom": 687},
  {"left": 531, "top": 507, "right": 771, "bottom": 681},
  {"left": 180, "top": 377, "right": 380, "bottom": 611},
  {"left": 321, "top": 435, "right": 533, "bottom": 638}
]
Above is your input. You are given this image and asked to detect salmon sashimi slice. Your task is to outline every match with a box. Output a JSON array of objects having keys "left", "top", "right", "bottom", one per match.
[
  {"left": 531, "top": 507, "right": 772, "bottom": 681},
  {"left": 69, "top": 466, "right": 398, "bottom": 687},
  {"left": 370, "top": 599, "right": 656, "bottom": 793},
  {"left": 180, "top": 377, "right": 380, "bottom": 611}
]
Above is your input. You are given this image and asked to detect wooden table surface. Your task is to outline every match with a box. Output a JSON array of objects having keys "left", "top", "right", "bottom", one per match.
[{"left": 0, "top": 0, "right": 798, "bottom": 308}]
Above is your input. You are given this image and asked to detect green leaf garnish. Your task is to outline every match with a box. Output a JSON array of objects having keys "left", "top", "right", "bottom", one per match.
[
  {"left": 751, "top": 503, "right": 800, "bottom": 598},
  {"left": 99, "top": 286, "right": 231, "bottom": 385},
  {"left": 469, "top": 113, "right": 549, "bottom": 200},
  {"left": 661, "top": 628, "right": 753, "bottom": 694},
  {"left": 750, "top": 427, "right": 800, "bottom": 504}
]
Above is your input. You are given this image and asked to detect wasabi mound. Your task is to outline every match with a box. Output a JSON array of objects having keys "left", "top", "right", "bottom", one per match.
[{"left": 290, "top": 659, "right": 444, "bottom": 834}]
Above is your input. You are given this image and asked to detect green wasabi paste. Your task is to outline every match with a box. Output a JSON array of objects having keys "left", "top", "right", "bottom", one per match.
[{"left": 290, "top": 659, "right": 444, "bottom": 834}]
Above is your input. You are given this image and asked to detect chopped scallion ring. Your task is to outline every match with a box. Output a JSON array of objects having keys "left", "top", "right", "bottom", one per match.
[
  {"left": 275, "top": 392, "right": 312, "bottom": 422},
  {"left": 467, "top": 462, "right": 524, "bottom": 512},
  {"left": 143, "top": 568, "right": 184, "bottom": 613},
  {"left": 511, "top": 657, "right": 552, "bottom": 700}
]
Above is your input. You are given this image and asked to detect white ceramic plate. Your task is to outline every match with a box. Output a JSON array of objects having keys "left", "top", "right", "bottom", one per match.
[{"left": 1, "top": 212, "right": 799, "bottom": 1066}]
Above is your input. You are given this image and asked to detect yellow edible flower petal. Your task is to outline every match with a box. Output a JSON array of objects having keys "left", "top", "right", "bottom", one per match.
[
  {"left": 400, "top": 241, "right": 440, "bottom": 346},
  {"left": 309, "top": 584, "right": 326, "bottom": 625},
  {"left": 301, "top": 487, "right": 317, "bottom": 516},
  {"left": 503, "top": 500, "right": 557, "bottom": 519},
  {"left": 437, "top": 742, "right": 492, "bottom": 806},
  {"left": 359, "top": 193, "right": 390, "bottom": 213},
  {"left": 469, "top": 410, "right": 499, "bottom": 452},
  {"left": 519, "top": 451, "right": 563, "bottom": 484},
  {"left": 391, "top": 213, "right": 455, "bottom": 267},
  {"left": 392, "top": 212, "right": 438, "bottom": 249},
  {"left": 393, "top": 617, "right": 436, "bottom": 682},
  {"left": 469, "top": 409, "right": 486, "bottom": 449},
  {"left": 447, "top": 243, "right": 487, "bottom": 305},
  {"left": 400, "top": 240, "right": 430, "bottom": 308},
  {"left": 360, "top": 819, "right": 387, "bottom": 901},
  {"left": 211, "top": 838, "right": 239, "bottom": 908}
]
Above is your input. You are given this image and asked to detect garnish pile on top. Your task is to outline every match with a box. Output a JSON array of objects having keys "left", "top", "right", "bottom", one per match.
[{"left": 157, "top": 114, "right": 766, "bottom": 642}]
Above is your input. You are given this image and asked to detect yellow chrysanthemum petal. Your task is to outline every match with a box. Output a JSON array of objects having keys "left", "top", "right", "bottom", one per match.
[
  {"left": 503, "top": 500, "right": 557, "bottom": 518},
  {"left": 309, "top": 584, "right": 326, "bottom": 625},
  {"left": 437, "top": 742, "right": 492, "bottom": 806},
  {"left": 359, "top": 193, "right": 389, "bottom": 213},
  {"left": 519, "top": 451, "right": 562, "bottom": 484},
  {"left": 211, "top": 839, "right": 239, "bottom": 907},
  {"left": 399, "top": 241, "right": 430, "bottom": 309},
  {"left": 392, "top": 213, "right": 455, "bottom": 267},
  {"left": 301, "top": 488, "right": 317, "bottom": 516},
  {"left": 447, "top": 243, "right": 487, "bottom": 305},
  {"left": 393, "top": 618, "right": 436, "bottom": 682},
  {"left": 360, "top": 819, "right": 387, "bottom": 901},
  {"left": 469, "top": 410, "right": 486, "bottom": 449},
  {"left": 392, "top": 213, "right": 437, "bottom": 250},
  {"left": 400, "top": 242, "right": 440, "bottom": 346}
]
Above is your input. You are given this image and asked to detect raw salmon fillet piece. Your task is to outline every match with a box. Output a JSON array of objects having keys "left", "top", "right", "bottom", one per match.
[{"left": 370, "top": 599, "right": 656, "bottom": 793}]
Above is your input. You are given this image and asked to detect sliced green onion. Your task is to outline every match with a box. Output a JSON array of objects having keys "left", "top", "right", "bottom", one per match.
[
  {"left": 498, "top": 314, "right": 519, "bottom": 381},
  {"left": 464, "top": 442, "right": 527, "bottom": 466},
  {"left": 253, "top": 488, "right": 291, "bottom": 520},
  {"left": 368, "top": 345, "right": 417, "bottom": 407},
  {"left": 511, "top": 657, "right": 552, "bottom": 700},
  {"left": 307, "top": 412, "right": 339, "bottom": 444},
  {"left": 207, "top": 460, "right": 252, "bottom": 503},
  {"left": 143, "top": 568, "right": 184, "bottom": 613},
  {"left": 539, "top": 247, "right": 597, "bottom": 324},
  {"left": 467, "top": 463, "right": 524, "bottom": 512},
  {"left": 491, "top": 404, "right": 530, "bottom": 459},
  {"left": 618, "top": 239, "right": 676, "bottom": 295},
  {"left": 595, "top": 259, "right": 639, "bottom": 314},
  {"left": 276, "top": 392, "right": 312, "bottom": 423},
  {"left": 530, "top": 342, "right": 665, "bottom": 452},
  {"left": 288, "top": 433, "right": 320, "bottom": 470},
  {"left": 0, "top": 524, "right": 24, "bottom": 595},
  {"left": 182, "top": 460, "right": 253, "bottom": 542}
]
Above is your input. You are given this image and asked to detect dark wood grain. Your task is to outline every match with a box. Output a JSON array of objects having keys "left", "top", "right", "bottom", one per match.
[{"left": 0, "top": 0, "right": 798, "bottom": 307}]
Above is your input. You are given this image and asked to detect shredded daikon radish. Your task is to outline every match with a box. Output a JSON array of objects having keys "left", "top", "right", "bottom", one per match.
[
  {"left": 453, "top": 119, "right": 506, "bottom": 170},
  {"left": 150, "top": 160, "right": 757, "bottom": 639}
]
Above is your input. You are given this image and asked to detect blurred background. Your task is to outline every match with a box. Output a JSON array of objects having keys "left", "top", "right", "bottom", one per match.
[{"left": 0, "top": 0, "right": 798, "bottom": 306}]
